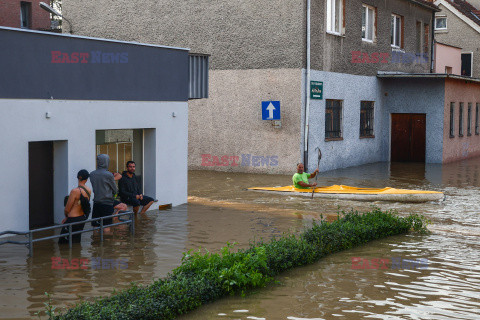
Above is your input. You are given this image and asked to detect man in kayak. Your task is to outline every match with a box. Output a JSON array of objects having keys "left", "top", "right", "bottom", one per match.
[{"left": 292, "top": 163, "right": 319, "bottom": 189}]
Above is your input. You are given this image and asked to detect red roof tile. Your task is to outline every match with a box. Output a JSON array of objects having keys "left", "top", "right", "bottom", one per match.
[{"left": 446, "top": 0, "right": 480, "bottom": 27}]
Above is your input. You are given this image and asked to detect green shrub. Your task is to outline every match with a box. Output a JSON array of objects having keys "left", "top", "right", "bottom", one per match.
[{"left": 52, "top": 208, "right": 428, "bottom": 320}]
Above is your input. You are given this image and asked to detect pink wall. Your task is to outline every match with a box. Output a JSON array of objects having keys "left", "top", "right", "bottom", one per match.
[
  {"left": 435, "top": 43, "right": 462, "bottom": 75},
  {"left": 443, "top": 78, "right": 480, "bottom": 162}
]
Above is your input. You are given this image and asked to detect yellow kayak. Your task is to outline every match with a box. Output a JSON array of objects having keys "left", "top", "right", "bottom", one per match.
[{"left": 248, "top": 185, "right": 444, "bottom": 203}]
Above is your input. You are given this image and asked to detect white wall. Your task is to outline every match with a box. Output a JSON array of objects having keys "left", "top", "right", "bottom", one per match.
[{"left": 0, "top": 99, "right": 188, "bottom": 233}]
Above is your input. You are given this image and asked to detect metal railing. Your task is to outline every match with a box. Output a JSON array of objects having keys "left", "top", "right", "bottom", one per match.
[{"left": 0, "top": 211, "right": 134, "bottom": 256}]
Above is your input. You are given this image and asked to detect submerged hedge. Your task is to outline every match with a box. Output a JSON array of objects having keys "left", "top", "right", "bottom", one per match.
[{"left": 52, "top": 208, "right": 428, "bottom": 320}]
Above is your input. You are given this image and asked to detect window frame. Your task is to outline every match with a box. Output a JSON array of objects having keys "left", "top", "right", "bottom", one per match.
[
  {"left": 325, "top": 99, "right": 343, "bottom": 140},
  {"left": 435, "top": 16, "right": 447, "bottom": 30},
  {"left": 423, "top": 23, "right": 430, "bottom": 54},
  {"left": 416, "top": 21, "right": 422, "bottom": 53},
  {"left": 362, "top": 4, "right": 376, "bottom": 42},
  {"left": 467, "top": 103, "right": 472, "bottom": 136},
  {"left": 459, "top": 102, "right": 464, "bottom": 137},
  {"left": 360, "top": 101, "right": 375, "bottom": 138},
  {"left": 327, "top": 0, "right": 344, "bottom": 35},
  {"left": 391, "top": 14, "right": 403, "bottom": 49},
  {"left": 20, "top": 1, "right": 32, "bottom": 29},
  {"left": 461, "top": 52, "right": 473, "bottom": 77}
]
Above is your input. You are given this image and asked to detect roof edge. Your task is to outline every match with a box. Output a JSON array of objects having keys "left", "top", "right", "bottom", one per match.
[
  {"left": 377, "top": 71, "right": 480, "bottom": 84},
  {"left": 0, "top": 26, "right": 190, "bottom": 52},
  {"left": 408, "top": 0, "right": 441, "bottom": 12}
]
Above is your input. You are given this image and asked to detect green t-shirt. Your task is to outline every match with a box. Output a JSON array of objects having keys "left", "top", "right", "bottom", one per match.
[{"left": 292, "top": 172, "right": 311, "bottom": 189}]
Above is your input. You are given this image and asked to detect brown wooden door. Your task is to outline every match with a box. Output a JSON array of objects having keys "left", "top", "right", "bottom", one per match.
[
  {"left": 391, "top": 114, "right": 426, "bottom": 162},
  {"left": 29, "top": 141, "right": 54, "bottom": 229}
]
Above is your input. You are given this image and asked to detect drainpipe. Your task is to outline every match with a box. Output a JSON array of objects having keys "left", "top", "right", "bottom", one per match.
[
  {"left": 304, "top": 0, "right": 311, "bottom": 171},
  {"left": 430, "top": 11, "right": 435, "bottom": 73}
]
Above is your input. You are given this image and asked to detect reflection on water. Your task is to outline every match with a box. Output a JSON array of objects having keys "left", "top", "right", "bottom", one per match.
[
  {"left": 2, "top": 159, "right": 480, "bottom": 319},
  {"left": 0, "top": 204, "right": 302, "bottom": 319}
]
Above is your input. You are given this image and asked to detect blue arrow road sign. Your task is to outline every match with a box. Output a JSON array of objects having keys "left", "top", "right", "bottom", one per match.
[{"left": 262, "top": 101, "right": 281, "bottom": 120}]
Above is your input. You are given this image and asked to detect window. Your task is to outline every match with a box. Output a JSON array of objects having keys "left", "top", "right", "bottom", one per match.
[
  {"left": 188, "top": 54, "right": 209, "bottom": 99},
  {"left": 424, "top": 24, "right": 430, "bottom": 54},
  {"left": 391, "top": 14, "right": 403, "bottom": 48},
  {"left": 325, "top": 100, "right": 343, "bottom": 139},
  {"left": 468, "top": 103, "right": 472, "bottom": 135},
  {"left": 476, "top": 103, "right": 479, "bottom": 135},
  {"left": 435, "top": 17, "right": 447, "bottom": 30},
  {"left": 450, "top": 102, "right": 455, "bottom": 138},
  {"left": 459, "top": 102, "right": 464, "bottom": 136},
  {"left": 416, "top": 22, "right": 422, "bottom": 53},
  {"left": 362, "top": 5, "right": 376, "bottom": 41},
  {"left": 360, "top": 101, "right": 374, "bottom": 137},
  {"left": 327, "top": 0, "right": 344, "bottom": 34},
  {"left": 20, "top": 2, "right": 32, "bottom": 29}
]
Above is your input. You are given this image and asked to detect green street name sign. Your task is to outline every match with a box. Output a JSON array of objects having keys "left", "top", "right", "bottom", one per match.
[{"left": 310, "top": 81, "right": 323, "bottom": 100}]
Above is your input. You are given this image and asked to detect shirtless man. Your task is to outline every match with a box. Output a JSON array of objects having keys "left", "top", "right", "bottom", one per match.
[{"left": 59, "top": 169, "right": 91, "bottom": 243}]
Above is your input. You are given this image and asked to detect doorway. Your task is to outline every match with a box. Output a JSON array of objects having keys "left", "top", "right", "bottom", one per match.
[
  {"left": 461, "top": 53, "right": 472, "bottom": 76},
  {"left": 96, "top": 129, "right": 144, "bottom": 191},
  {"left": 29, "top": 141, "right": 54, "bottom": 229},
  {"left": 391, "top": 113, "right": 426, "bottom": 162}
]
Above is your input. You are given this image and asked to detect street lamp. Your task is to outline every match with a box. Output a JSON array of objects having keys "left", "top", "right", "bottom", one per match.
[{"left": 39, "top": 2, "right": 73, "bottom": 34}]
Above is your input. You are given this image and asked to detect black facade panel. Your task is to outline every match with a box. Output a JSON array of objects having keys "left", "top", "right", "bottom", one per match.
[{"left": 0, "top": 28, "right": 189, "bottom": 101}]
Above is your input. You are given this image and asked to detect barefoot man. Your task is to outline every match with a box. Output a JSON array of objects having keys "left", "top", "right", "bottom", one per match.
[{"left": 118, "top": 161, "right": 154, "bottom": 214}]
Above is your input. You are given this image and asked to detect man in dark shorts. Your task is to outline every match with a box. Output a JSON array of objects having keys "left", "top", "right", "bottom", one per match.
[
  {"left": 90, "top": 154, "right": 117, "bottom": 231},
  {"left": 118, "top": 161, "right": 154, "bottom": 214}
]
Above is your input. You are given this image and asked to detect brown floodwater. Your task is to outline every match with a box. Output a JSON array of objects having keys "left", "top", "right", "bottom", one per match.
[{"left": 1, "top": 160, "right": 480, "bottom": 319}]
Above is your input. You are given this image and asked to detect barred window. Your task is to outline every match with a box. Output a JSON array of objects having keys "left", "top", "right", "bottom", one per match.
[
  {"left": 467, "top": 103, "right": 472, "bottom": 135},
  {"left": 459, "top": 102, "right": 464, "bottom": 137},
  {"left": 450, "top": 102, "right": 455, "bottom": 138},
  {"left": 189, "top": 54, "right": 209, "bottom": 99},
  {"left": 325, "top": 99, "right": 343, "bottom": 139},
  {"left": 360, "top": 101, "right": 374, "bottom": 137}
]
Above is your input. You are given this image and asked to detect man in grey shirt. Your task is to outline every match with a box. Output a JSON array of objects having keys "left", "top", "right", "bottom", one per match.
[{"left": 90, "top": 154, "right": 119, "bottom": 231}]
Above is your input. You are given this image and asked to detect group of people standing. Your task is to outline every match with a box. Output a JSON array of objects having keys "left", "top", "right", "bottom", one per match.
[{"left": 59, "top": 154, "right": 154, "bottom": 243}]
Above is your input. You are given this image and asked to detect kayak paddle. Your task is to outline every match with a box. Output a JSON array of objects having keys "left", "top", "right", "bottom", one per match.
[{"left": 311, "top": 147, "right": 322, "bottom": 199}]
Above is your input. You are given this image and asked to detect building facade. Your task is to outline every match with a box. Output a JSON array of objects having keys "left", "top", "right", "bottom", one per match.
[
  {"left": 0, "top": 0, "right": 51, "bottom": 30},
  {"left": 0, "top": 27, "right": 189, "bottom": 232},
  {"left": 434, "top": 0, "right": 480, "bottom": 77},
  {"left": 62, "top": 0, "right": 444, "bottom": 174}
]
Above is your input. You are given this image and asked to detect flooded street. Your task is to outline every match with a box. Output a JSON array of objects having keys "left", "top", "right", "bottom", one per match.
[{"left": 2, "top": 160, "right": 480, "bottom": 319}]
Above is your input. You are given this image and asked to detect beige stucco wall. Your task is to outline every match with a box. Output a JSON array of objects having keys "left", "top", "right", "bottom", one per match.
[
  {"left": 62, "top": 0, "right": 305, "bottom": 70},
  {"left": 188, "top": 68, "right": 303, "bottom": 174},
  {"left": 435, "top": 42, "right": 461, "bottom": 74},
  {"left": 435, "top": 4, "right": 480, "bottom": 77},
  {"left": 443, "top": 79, "right": 480, "bottom": 162}
]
